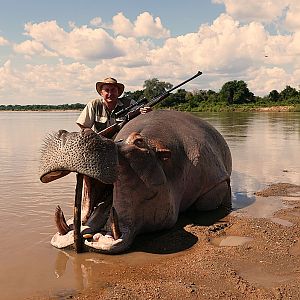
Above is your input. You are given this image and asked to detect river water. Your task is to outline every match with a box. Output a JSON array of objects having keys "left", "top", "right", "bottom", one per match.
[{"left": 0, "top": 111, "right": 299, "bottom": 299}]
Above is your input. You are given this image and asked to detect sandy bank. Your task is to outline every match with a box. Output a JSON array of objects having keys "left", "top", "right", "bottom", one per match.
[{"left": 28, "top": 183, "right": 300, "bottom": 300}]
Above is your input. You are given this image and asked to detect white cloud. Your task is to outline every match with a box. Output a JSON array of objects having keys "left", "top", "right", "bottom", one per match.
[
  {"left": 0, "top": 36, "right": 9, "bottom": 46},
  {"left": 13, "top": 13, "right": 169, "bottom": 63},
  {"left": 213, "top": 0, "right": 289, "bottom": 23},
  {"left": 145, "top": 13, "right": 300, "bottom": 95},
  {"left": 0, "top": 60, "right": 22, "bottom": 95},
  {"left": 111, "top": 12, "right": 170, "bottom": 38},
  {"left": 13, "top": 40, "right": 57, "bottom": 57},
  {"left": 284, "top": 1, "right": 300, "bottom": 31},
  {"left": 247, "top": 67, "right": 292, "bottom": 95},
  {"left": 150, "top": 14, "right": 268, "bottom": 73},
  {"left": 17, "top": 20, "right": 124, "bottom": 60},
  {"left": 287, "top": 32, "right": 300, "bottom": 56},
  {"left": 68, "top": 21, "right": 76, "bottom": 29},
  {"left": 0, "top": 59, "right": 97, "bottom": 103},
  {"left": 90, "top": 17, "right": 102, "bottom": 27},
  {"left": 3, "top": 9, "right": 300, "bottom": 104},
  {"left": 134, "top": 12, "right": 170, "bottom": 38},
  {"left": 111, "top": 13, "right": 134, "bottom": 36}
]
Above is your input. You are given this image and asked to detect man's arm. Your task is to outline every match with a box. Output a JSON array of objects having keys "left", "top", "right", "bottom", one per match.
[{"left": 76, "top": 100, "right": 97, "bottom": 130}]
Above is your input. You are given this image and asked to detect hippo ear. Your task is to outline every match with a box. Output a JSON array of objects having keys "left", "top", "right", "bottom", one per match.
[{"left": 122, "top": 146, "right": 167, "bottom": 188}]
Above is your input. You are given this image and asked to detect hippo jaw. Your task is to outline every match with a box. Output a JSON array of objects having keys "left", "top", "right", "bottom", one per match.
[
  {"left": 49, "top": 161, "right": 164, "bottom": 254},
  {"left": 50, "top": 197, "right": 136, "bottom": 254},
  {"left": 40, "top": 129, "right": 172, "bottom": 254},
  {"left": 49, "top": 171, "right": 155, "bottom": 254},
  {"left": 39, "top": 129, "right": 134, "bottom": 253}
]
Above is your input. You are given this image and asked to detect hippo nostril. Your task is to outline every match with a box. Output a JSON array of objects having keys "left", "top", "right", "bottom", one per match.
[
  {"left": 57, "top": 130, "right": 68, "bottom": 138},
  {"left": 57, "top": 130, "right": 68, "bottom": 148}
]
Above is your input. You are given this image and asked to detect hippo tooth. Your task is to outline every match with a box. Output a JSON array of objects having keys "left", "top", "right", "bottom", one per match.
[
  {"left": 109, "top": 207, "right": 121, "bottom": 240},
  {"left": 55, "top": 205, "right": 71, "bottom": 235},
  {"left": 83, "top": 233, "right": 93, "bottom": 239}
]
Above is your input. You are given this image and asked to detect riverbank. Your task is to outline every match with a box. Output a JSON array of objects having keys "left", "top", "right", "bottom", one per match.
[
  {"left": 236, "top": 105, "right": 297, "bottom": 112},
  {"left": 248, "top": 105, "right": 294, "bottom": 112},
  {"left": 187, "top": 104, "right": 299, "bottom": 113},
  {"left": 1, "top": 105, "right": 299, "bottom": 113},
  {"left": 28, "top": 183, "right": 300, "bottom": 300}
]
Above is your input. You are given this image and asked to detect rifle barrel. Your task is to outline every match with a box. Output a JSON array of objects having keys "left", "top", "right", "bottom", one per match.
[
  {"left": 115, "top": 71, "right": 202, "bottom": 118},
  {"left": 166, "top": 71, "right": 202, "bottom": 94},
  {"left": 99, "top": 71, "right": 203, "bottom": 137},
  {"left": 147, "top": 71, "right": 202, "bottom": 107}
]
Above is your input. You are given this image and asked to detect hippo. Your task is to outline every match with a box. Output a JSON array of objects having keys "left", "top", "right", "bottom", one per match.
[{"left": 39, "top": 110, "right": 232, "bottom": 254}]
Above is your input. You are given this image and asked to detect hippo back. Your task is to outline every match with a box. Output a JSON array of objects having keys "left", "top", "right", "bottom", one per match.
[{"left": 115, "top": 110, "right": 232, "bottom": 210}]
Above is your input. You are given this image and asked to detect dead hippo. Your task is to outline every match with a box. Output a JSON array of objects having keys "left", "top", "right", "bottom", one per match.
[{"left": 39, "top": 110, "right": 232, "bottom": 254}]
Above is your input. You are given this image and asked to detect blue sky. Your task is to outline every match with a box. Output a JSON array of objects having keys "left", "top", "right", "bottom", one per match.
[
  {"left": 0, "top": 0, "right": 222, "bottom": 37},
  {"left": 0, "top": 0, "right": 299, "bottom": 104}
]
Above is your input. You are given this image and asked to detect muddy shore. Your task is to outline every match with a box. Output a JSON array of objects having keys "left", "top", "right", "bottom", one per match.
[{"left": 29, "top": 183, "right": 300, "bottom": 300}]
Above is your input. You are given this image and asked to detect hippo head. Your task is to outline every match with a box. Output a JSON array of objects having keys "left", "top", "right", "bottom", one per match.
[{"left": 39, "top": 129, "right": 171, "bottom": 254}]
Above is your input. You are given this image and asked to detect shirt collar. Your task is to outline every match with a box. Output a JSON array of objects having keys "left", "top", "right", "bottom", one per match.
[{"left": 101, "top": 97, "right": 123, "bottom": 115}]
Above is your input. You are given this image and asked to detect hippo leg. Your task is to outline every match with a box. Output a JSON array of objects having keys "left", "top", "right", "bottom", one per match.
[{"left": 193, "top": 180, "right": 231, "bottom": 211}]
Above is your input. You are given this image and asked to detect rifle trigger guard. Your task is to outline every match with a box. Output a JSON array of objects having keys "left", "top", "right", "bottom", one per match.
[{"left": 116, "top": 118, "right": 125, "bottom": 123}]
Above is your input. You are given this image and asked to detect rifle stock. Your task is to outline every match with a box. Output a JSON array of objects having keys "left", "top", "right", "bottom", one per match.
[
  {"left": 99, "top": 71, "right": 202, "bottom": 138},
  {"left": 99, "top": 122, "right": 122, "bottom": 138}
]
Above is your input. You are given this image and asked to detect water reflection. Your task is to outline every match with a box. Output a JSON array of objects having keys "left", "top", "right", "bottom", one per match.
[
  {"left": 195, "top": 112, "right": 254, "bottom": 143},
  {"left": 197, "top": 112, "right": 300, "bottom": 189}
]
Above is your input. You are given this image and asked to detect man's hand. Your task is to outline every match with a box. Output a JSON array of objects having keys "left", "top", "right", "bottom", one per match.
[{"left": 140, "top": 106, "right": 152, "bottom": 114}]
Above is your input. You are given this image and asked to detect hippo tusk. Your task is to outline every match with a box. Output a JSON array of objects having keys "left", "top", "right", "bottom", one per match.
[
  {"left": 109, "top": 207, "right": 121, "bottom": 240},
  {"left": 55, "top": 205, "right": 71, "bottom": 235}
]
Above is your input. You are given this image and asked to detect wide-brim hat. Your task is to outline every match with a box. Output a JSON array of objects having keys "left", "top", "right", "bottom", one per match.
[{"left": 96, "top": 77, "right": 125, "bottom": 97}]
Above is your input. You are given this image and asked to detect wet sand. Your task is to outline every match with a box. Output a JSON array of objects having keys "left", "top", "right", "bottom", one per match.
[{"left": 28, "top": 183, "right": 300, "bottom": 300}]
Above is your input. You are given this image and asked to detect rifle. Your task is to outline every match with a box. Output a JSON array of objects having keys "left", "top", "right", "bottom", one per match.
[{"left": 99, "top": 71, "right": 202, "bottom": 138}]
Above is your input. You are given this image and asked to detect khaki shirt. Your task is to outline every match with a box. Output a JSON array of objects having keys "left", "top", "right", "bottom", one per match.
[{"left": 76, "top": 97, "right": 135, "bottom": 133}]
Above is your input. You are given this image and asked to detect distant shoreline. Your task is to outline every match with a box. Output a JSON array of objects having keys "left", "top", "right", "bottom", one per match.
[
  {"left": 235, "top": 105, "right": 295, "bottom": 112},
  {"left": 0, "top": 105, "right": 297, "bottom": 113},
  {"left": 0, "top": 109, "right": 82, "bottom": 112}
]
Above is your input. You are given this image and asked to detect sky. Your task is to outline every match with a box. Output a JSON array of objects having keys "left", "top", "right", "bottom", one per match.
[{"left": 1, "top": 0, "right": 300, "bottom": 104}]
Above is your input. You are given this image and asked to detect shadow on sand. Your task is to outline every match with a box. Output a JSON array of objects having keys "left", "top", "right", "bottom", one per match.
[
  {"left": 131, "top": 190, "right": 257, "bottom": 255},
  {"left": 131, "top": 204, "right": 231, "bottom": 255}
]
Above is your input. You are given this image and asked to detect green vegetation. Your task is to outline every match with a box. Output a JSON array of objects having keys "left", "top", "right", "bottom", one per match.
[
  {"left": 0, "top": 103, "right": 85, "bottom": 111},
  {"left": 140, "top": 79, "right": 300, "bottom": 112},
  {"left": 1, "top": 80, "right": 300, "bottom": 112}
]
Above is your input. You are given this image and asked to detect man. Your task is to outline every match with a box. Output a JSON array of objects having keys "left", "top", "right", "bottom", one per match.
[{"left": 76, "top": 77, "right": 151, "bottom": 133}]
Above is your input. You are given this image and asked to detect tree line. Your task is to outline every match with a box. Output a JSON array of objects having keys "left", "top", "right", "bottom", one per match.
[
  {"left": 1, "top": 79, "right": 300, "bottom": 111},
  {"left": 0, "top": 103, "right": 85, "bottom": 111},
  {"left": 125, "top": 79, "right": 300, "bottom": 111}
]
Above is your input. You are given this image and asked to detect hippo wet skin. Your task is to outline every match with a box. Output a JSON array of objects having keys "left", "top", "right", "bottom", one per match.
[{"left": 39, "top": 110, "right": 232, "bottom": 254}]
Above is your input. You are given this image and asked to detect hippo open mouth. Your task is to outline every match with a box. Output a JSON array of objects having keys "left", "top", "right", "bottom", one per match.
[
  {"left": 40, "top": 129, "right": 133, "bottom": 253},
  {"left": 50, "top": 176, "right": 125, "bottom": 253}
]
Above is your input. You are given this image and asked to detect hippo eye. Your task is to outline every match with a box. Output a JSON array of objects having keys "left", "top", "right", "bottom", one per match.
[{"left": 134, "top": 138, "right": 146, "bottom": 148}]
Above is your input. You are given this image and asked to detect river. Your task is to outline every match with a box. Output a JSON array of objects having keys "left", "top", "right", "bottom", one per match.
[{"left": 0, "top": 111, "right": 299, "bottom": 299}]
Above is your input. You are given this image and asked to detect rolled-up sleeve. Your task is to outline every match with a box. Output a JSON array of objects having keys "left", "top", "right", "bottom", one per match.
[{"left": 76, "top": 101, "right": 95, "bottom": 128}]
